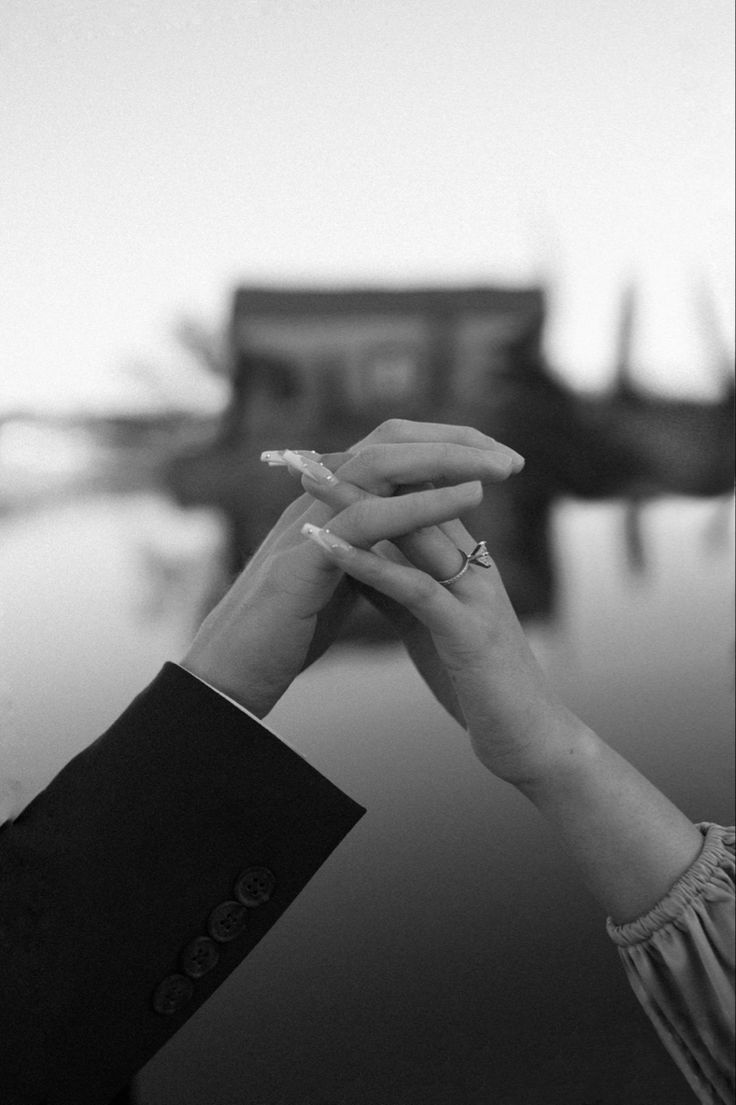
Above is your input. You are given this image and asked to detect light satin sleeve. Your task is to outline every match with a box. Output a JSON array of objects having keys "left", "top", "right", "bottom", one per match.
[{"left": 607, "top": 823, "right": 735, "bottom": 1105}]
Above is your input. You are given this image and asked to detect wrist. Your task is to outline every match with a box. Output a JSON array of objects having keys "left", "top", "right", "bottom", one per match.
[
  {"left": 467, "top": 691, "right": 598, "bottom": 792},
  {"left": 448, "top": 634, "right": 594, "bottom": 788},
  {"left": 178, "top": 652, "right": 281, "bottom": 720},
  {"left": 508, "top": 715, "right": 602, "bottom": 797}
]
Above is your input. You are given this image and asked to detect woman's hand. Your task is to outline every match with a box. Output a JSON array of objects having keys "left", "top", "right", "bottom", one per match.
[
  {"left": 181, "top": 420, "right": 523, "bottom": 719},
  {"left": 296, "top": 499, "right": 582, "bottom": 787},
  {"left": 299, "top": 497, "right": 706, "bottom": 924}
]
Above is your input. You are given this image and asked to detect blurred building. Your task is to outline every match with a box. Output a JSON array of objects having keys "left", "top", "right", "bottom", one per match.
[
  {"left": 226, "top": 285, "right": 546, "bottom": 444},
  {"left": 165, "top": 282, "right": 732, "bottom": 628}
]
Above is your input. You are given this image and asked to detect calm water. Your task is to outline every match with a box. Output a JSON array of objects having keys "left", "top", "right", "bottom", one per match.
[{"left": 1, "top": 491, "right": 733, "bottom": 1104}]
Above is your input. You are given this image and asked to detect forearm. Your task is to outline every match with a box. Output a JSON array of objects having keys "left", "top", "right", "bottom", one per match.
[
  {"left": 0, "top": 664, "right": 364, "bottom": 1103},
  {"left": 291, "top": 491, "right": 708, "bottom": 927},
  {"left": 514, "top": 722, "right": 704, "bottom": 924}
]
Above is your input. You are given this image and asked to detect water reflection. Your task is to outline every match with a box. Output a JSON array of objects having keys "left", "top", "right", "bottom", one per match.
[{"left": 0, "top": 488, "right": 732, "bottom": 1103}]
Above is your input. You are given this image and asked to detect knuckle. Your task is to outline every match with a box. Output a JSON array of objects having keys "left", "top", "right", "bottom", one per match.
[
  {"left": 376, "top": 417, "right": 407, "bottom": 440},
  {"left": 341, "top": 497, "right": 374, "bottom": 535},
  {"left": 358, "top": 443, "right": 381, "bottom": 466},
  {"left": 342, "top": 445, "right": 383, "bottom": 488},
  {"left": 338, "top": 447, "right": 369, "bottom": 482}
]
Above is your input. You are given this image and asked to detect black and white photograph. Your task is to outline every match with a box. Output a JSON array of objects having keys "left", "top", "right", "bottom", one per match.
[{"left": 1, "top": 2, "right": 733, "bottom": 1103}]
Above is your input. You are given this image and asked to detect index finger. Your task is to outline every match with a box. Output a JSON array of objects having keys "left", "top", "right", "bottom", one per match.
[
  {"left": 350, "top": 418, "right": 524, "bottom": 463},
  {"left": 262, "top": 422, "right": 524, "bottom": 480}
]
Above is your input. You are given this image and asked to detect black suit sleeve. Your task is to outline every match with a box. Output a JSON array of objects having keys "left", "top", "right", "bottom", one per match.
[{"left": 0, "top": 662, "right": 365, "bottom": 1104}]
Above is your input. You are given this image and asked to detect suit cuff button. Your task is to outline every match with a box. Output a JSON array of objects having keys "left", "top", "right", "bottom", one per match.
[
  {"left": 181, "top": 935, "right": 221, "bottom": 978},
  {"left": 234, "top": 866, "right": 277, "bottom": 907},
  {"left": 152, "top": 973, "right": 195, "bottom": 1016},
  {"left": 207, "top": 900, "right": 249, "bottom": 942}
]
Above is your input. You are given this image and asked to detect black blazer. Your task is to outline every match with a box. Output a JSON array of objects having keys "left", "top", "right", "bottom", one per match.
[{"left": 0, "top": 662, "right": 365, "bottom": 1104}]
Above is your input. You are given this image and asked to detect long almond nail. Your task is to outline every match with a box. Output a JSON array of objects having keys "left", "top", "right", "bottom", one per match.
[
  {"left": 260, "top": 450, "right": 289, "bottom": 466},
  {"left": 260, "top": 449, "right": 322, "bottom": 466},
  {"left": 301, "top": 523, "right": 354, "bottom": 554},
  {"left": 283, "top": 450, "right": 338, "bottom": 482}
]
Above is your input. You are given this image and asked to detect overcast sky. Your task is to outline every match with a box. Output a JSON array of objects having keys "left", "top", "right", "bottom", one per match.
[{"left": 2, "top": 0, "right": 733, "bottom": 411}]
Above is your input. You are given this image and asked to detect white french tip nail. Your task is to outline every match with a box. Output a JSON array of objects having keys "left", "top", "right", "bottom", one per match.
[
  {"left": 301, "top": 523, "right": 353, "bottom": 554},
  {"left": 283, "top": 450, "right": 338, "bottom": 482},
  {"left": 260, "top": 451, "right": 289, "bottom": 466},
  {"left": 282, "top": 449, "right": 310, "bottom": 471}
]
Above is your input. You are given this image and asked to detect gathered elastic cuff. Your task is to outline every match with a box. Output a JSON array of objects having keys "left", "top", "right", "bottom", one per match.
[{"left": 606, "top": 822, "right": 736, "bottom": 947}]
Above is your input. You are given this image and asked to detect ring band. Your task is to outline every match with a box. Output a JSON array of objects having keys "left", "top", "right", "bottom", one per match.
[
  {"left": 438, "top": 541, "right": 493, "bottom": 587},
  {"left": 437, "top": 552, "right": 472, "bottom": 587}
]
